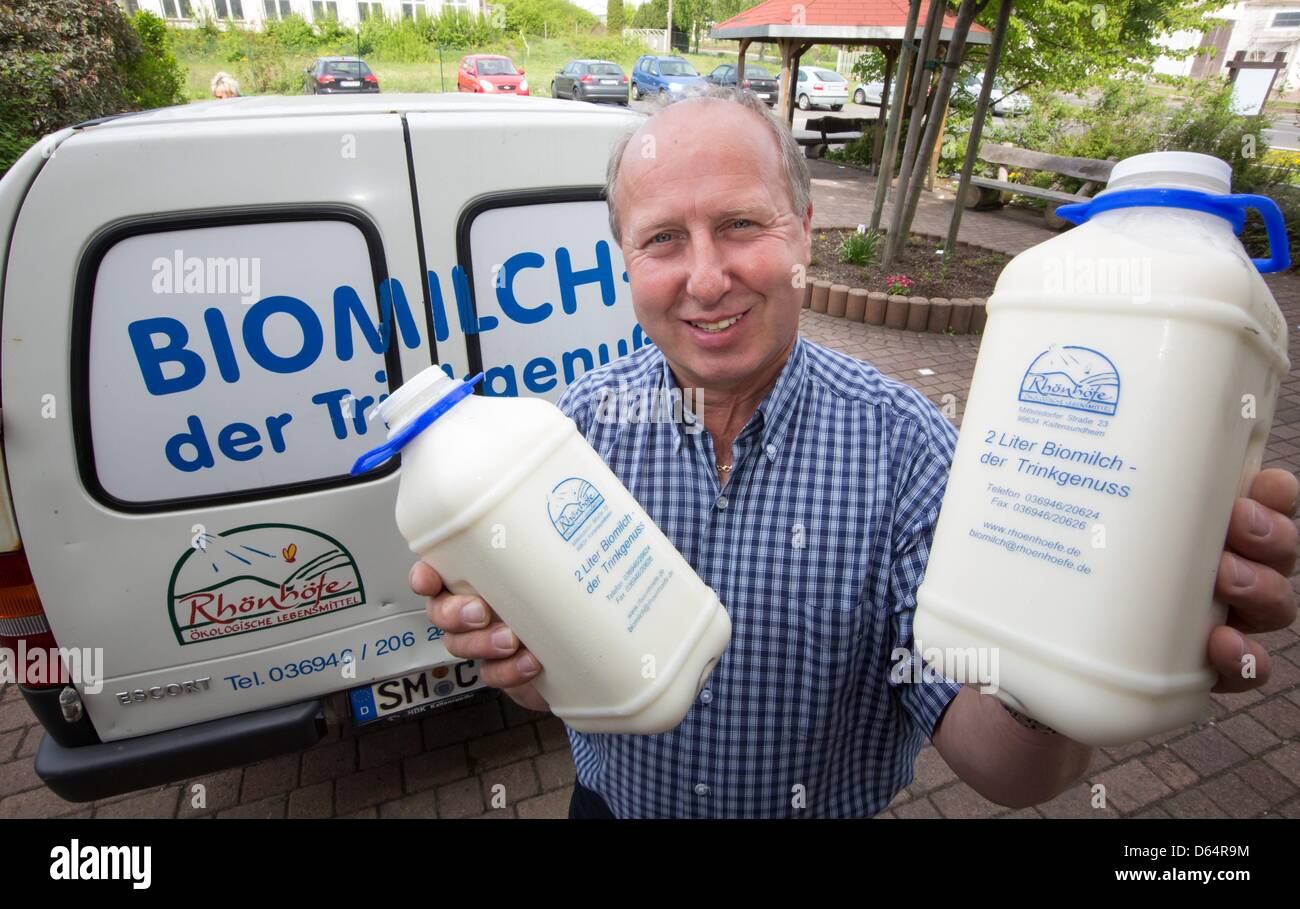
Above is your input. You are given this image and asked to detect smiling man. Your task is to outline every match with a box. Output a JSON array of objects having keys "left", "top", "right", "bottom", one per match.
[{"left": 412, "top": 87, "right": 1299, "bottom": 818}]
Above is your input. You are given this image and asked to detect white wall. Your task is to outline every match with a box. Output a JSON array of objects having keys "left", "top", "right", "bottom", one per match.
[
  {"left": 1154, "top": 2, "right": 1300, "bottom": 91},
  {"left": 124, "top": 0, "right": 489, "bottom": 28}
]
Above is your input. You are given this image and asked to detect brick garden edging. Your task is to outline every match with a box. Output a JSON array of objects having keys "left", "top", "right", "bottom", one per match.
[
  {"left": 804, "top": 280, "right": 987, "bottom": 335},
  {"left": 804, "top": 232, "right": 994, "bottom": 334}
]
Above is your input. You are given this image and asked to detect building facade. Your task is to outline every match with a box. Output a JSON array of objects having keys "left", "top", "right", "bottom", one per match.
[
  {"left": 1155, "top": 2, "right": 1300, "bottom": 91},
  {"left": 116, "top": 0, "right": 490, "bottom": 28}
]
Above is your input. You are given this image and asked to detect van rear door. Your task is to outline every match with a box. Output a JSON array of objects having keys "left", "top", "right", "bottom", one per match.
[
  {"left": 404, "top": 106, "right": 645, "bottom": 400},
  {"left": 2, "top": 108, "right": 448, "bottom": 741}
]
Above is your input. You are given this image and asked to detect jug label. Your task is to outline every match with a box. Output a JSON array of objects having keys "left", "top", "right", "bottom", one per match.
[
  {"left": 952, "top": 341, "right": 1142, "bottom": 576},
  {"left": 1018, "top": 344, "right": 1120, "bottom": 416},
  {"left": 549, "top": 478, "right": 672, "bottom": 634}
]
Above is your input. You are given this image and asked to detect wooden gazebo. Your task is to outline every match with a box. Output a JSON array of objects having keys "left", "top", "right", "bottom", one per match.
[
  {"left": 710, "top": 0, "right": 1009, "bottom": 267},
  {"left": 709, "top": 0, "right": 991, "bottom": 133}
]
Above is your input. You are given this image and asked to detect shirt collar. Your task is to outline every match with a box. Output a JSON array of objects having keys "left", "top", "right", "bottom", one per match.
[{"left": 659, "top": 335, "right": 807, "bottom": 457}]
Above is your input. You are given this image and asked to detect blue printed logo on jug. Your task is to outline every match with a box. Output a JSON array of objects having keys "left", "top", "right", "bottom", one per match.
[
  {"left": 547, "top": 478, "right": 605, "bottom": 541},
  {"left": 1018, "top": 344, "right": 1120, "bottom": 416}
]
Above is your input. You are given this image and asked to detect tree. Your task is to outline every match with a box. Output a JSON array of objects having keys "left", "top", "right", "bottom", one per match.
[
  {"left": 0, "top": 0, "right": 186, "bottom": 177},
  {"left": 607, "top": 0, "right": 624, "bottom": 33},
  {"left": 852, "top": 0, "right": 1222, "bottom": 97},
  {"left": 974, "top": 0, "right": 1222, "bottom": 96}
]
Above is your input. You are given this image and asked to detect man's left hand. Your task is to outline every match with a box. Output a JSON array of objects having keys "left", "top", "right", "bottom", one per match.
[{"left": 1212, "top": 467, "right": 1298, "bottom": 692}]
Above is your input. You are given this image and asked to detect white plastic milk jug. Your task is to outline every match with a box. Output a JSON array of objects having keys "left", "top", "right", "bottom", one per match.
[
  {"left": 915, "top": 151, "right": 1291, "bottom": 746},
  {"left": 351, "top": 366, "right": 731, "bottom": 734}
]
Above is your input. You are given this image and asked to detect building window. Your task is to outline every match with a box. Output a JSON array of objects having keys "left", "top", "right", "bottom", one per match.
[
  {"left": 402, "top": 1, "right": 428, "bottom": 19},
  {"left": 117, "top": 0, "right": 140, "bottom": 15},
  {"left": 311, "top": 1, "right": 338, "bottom": 18},
  {"left": 161, "top": 0, "right": 195, "bottom": 17},
  {"left": 263, "top": 0, "right": 293, "bottom": 19},
  {"left": 1273, "top": 12, "right": 1300, "bottom": 27},
  {"left": 213, "top": 0, "right": 245, "bottom": 17},
  {"left": 357, "top": 1, "right": 381, "bottom": 19}
]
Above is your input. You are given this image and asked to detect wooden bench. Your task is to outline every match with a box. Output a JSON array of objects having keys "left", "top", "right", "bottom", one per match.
[
  {"left": 964, "top": 143, "right": 1116, "bottom": 229},
  {"left": 793, "top": 116, "right": 872, "bottom": 159}
]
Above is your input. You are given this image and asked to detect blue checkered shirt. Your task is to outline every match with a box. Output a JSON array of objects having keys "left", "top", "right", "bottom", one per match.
[{"left": 554, "top": 335, "right": 963, "bottom": 818}]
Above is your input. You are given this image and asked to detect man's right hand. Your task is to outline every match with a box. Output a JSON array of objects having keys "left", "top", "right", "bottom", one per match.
[{"left": 410, "top": 560, "right": 551, "bottom": 713}]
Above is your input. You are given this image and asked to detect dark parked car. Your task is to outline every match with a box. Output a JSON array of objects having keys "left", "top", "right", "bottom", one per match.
[
  {"left": 304, "top": 57, "right": 379, "bottom": 94},
  {"left": 706, "top": 63, "right": 779, "bottom": 107},
  {"left": 551, "top": 59, "right": 629, "bottom": 105}
]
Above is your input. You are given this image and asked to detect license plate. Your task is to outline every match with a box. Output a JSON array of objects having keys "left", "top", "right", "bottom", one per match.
[
  {"left": 758, "top": 93, "right": 771, "bottom": 99},
  {"left": 601, "top": 79, "right": 618, "bottom": 84},
  {"left": 348, "top": 660, "right": 485, "bottom": 725},
  {"left": 341, "top": 80, "right": 360, "bottom": 87}
]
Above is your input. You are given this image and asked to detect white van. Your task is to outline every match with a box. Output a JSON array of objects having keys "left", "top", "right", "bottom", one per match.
[{"left": 0, "top": 94, "right": 644, "bottom": 801}]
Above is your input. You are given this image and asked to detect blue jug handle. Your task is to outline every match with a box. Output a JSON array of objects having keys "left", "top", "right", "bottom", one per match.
[
  {"left": 349, "top": 372, "right": 485, "bottom": 476},
  {"left": 1054, "top": 187, "right": 1291, "bottom": 274}
]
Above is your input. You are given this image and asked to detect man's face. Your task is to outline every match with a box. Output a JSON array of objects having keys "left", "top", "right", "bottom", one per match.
[{"left": 615, "top": 101, "right": 812, "bottom": 393}]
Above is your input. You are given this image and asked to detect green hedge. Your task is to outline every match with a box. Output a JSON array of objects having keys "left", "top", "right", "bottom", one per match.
[{"left": 0, "top": 1, "right": 186, "bottom": 178}]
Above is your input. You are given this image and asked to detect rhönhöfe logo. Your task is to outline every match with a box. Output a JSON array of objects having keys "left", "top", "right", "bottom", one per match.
[
  {"left": 1018, "top": 344, "right": 1120, "bottom": 416},
  {"left": 547, "top": 478, "right": 604, "bottom": 541},
  {"left": 168, "top": 523, "right": 364, "bottom": 645}
]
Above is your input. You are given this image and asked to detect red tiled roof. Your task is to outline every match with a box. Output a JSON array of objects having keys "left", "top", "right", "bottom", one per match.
[{"left": 714, "top": 0, "right": 991, "bottom": 34}]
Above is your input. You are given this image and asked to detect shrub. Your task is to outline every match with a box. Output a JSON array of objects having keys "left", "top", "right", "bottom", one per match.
[
  {"left": 607, "top": 0, "right": 624, "bottom": 33},
  {"left": 824, "top": 128, "right": 875, "bottom": 168},
  {"left": 263, "top": 13, "right": 317, "bottom": 51},
  {"left": 122, "top": 10, "right": 186, "bottom": 111},
  {"left": 499, "top": 0, "right": 597, "bottom": 36},
  {"left": 972, "top": 76, "right": 1300, "bottom": 266},
  {"left": 313, "top": 13, "right": 353, "bottom": 46},
  {"left": 0, "top": 0, "right": 185, "bottom": 177},
  {"left": 358, "top": 15, "right": 432, "bottom": 61},
  {"left": 571, "top": 34, "right": 642, "bottom": 64},
  {"left": 839, "top": 227, "right": 882, "bottom": 267},
  {"left": 426, "top": 9, "right": 499, "bottom": 48}
]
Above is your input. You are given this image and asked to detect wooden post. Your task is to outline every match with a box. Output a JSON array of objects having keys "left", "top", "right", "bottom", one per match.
[
  {"left": 776, "top": 39, "right": 795, "bottom": 120},
  {"left": 785, "top": 42, "right": 814, "bottom": 126},
  {"left": 869, "top": 0, "right": 922, "bottom": 233},
  {"left": 871, "top": 45, "right": 896, "bottom": 176},
  {"left": 882, "top": 0, "right": 945, "bottom": 267},
  {"left": 898, "top": 0, "right": 980, "bottom": 244},
  {"left": 927, "top": 102, "right": 946, "bottom": 190},
  {"left": 945, "top": 0, "right": 1014, "bottom": 260},
  {"left": 737, "top": 37, "right": 751, "bottom": 88}
]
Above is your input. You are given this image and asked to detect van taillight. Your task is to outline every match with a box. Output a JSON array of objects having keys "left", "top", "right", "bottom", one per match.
[{"left": 0, "top": 549, "right": 60, "bottom": 688}]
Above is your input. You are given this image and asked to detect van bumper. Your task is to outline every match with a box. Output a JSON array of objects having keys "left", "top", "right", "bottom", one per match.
[{"left": 34, "top": 698, "right": 328, "bottom": 802}]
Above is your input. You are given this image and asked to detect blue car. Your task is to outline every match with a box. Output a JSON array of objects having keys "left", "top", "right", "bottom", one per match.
[{"left": 631, "top": 55, "right": 706, "bottom": 101}]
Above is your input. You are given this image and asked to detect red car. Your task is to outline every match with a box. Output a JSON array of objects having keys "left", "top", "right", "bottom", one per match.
[{"left": 457, "top": 54, "right": 529, "bottom": 96}]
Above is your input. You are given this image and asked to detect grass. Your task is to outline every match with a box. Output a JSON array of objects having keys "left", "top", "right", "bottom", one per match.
[{"left": 177, "top": 37, "right": 807, "bottom": 101}]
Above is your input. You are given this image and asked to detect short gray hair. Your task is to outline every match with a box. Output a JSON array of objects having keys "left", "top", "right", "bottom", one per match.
[{"left": 604, "top": 85, "right": 811, "bottom": 245}]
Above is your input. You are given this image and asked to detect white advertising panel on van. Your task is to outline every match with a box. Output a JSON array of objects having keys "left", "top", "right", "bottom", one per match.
[
  {"left": 88, "top": 217, "right": 399, "bottom": 503},
  {"left": 459, "top": 194, "right": 646, "bottom": 402}
]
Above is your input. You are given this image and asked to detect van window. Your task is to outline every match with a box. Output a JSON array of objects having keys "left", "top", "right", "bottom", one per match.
[
  {"left": 79, "top": 216, "right": 403, "bottom": 507},
  {"left": 457, "top": 192, "right": 644, "bottom": 402}
]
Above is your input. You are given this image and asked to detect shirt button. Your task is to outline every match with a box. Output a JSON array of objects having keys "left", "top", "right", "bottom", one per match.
[
  {"left": 700, "top": 688, "right": 713, "bottom": 704},
  {"left": 694, "top": 783, "right": 711, "bottom": 796},
  {"left": 716, "top": 496, "right": 729, "bottom": 510},
  {"left": 766, "top": 443, "right": 777, "bottom": 457}
]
